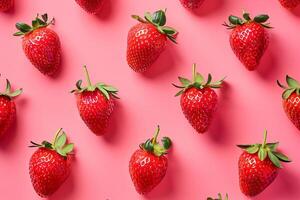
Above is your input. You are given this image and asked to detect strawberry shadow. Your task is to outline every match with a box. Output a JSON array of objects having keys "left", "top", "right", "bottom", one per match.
[
  {"left": 102, "top": 101, "right": 124, "bottom": 144},
  {"left": 191, "top": 0, "right": 225, "bottom": 17},
  {"left": 208, "top": 81, "right": 232, "bottom": 145},
  {"left": 143, "top": 150, "right": 179, "bottom": 199},
  {"left": 290, "top": 5, "right": 300, "bottom": 16},
  {"left": 47, "top": 157, "right": 77, "bottom": 200},
  {"left": 256, "top": 35, "right": 280, "bottom": 82},
  {"left": 95, "top": 0, "right": 113, "bottom": 20},
  {"left": 141, "top": 44, "right": 180, "bottom": 79},
  {"left": 252, "top": 169, "right": 300, "bottom": 200}
]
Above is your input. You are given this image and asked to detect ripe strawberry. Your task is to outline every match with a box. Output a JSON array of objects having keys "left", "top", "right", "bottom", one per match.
[
  {"left": 127, "top": 10, "right": 177, "bottom": 72},
  {"left": 75, "top": 0, "right": 104, "bottom": 14},
  {"left": 223, "top": 12, "right": 270, "bottom": 71},
  {"left": 237, "top": 130, "right": 291, "bottom": 197},
  {"left": 277, "top": 75, "right": 300, "bottom": 130},
  {"left": 0, "top": 79, "right": 22, "bottom": 138},
  {"left": 71, "top": 66, "right": 118, "bottom": 135},
  {"left": 0, "top": 0, "right": 13, "bottom": 12},
  {"left": 207, "top": 193, "right": 229, "bottom": 200},
  {"left": 29, "top": 128, "right": 74, "bottom": 197},
  {"left": 278, "top": 0, "right": 300, "bottom": 9},
  {"left": 129, "top": 126, "right": 172, "bottom": 194},
  {"left": 14, "top": 14, "right": 61, "bottom": 76},
  {"left": 179, "top": 0, "right": 205, "bottom": 9},
  {"left": 173, "top": 64, "right": 224, "bottom": 134}
]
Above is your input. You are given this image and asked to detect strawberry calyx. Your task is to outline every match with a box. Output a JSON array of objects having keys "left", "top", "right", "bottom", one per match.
[
  {"left": 71, "top": 65, "right": 119, "bottom": 100},
  {"left": 13, "top": 13, "right": 54, "bottom": 36},
  {"left": 0, "top": 79, "right": 22, "bottom": 99},
  {"left": 222, "top": 11, "right": 271, "bottom": 29},
  {"left": 139, "top": 125, "right": 172, "bottom": 157},
  {"left": 131, "top": 9, "right": 178, "bottom": 43},
  {"left": 277, "top": 75, "right": 300, "bottom": 100},
  {"left": 237, "top": 130, "right": 291, "bottom": 168},
  {"left": 207, "top": 193, "right": 229, "bottom": 200},
  {"left": 173, "top": 63, "right": 225, "bottom": 97},
  {"left": 29, "top": 128, "right": 74, "bottom": 158}
]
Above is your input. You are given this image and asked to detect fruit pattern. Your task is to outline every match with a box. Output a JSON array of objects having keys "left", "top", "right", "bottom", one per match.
[{"left": 0, "top": 0, "right": 300, "bottom": 199}]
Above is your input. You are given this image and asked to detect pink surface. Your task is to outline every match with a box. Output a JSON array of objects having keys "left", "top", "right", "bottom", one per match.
[{"left": 0, "top": 0, "right": 300, "bottom": 199}]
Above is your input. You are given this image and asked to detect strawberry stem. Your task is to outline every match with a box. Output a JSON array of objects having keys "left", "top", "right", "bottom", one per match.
[
  {"left": 83, "top": 65, "right": 92, "bottom": 88},
  {"left": 152, "top": 125, "right": 160, "bottom": 145},
  {"left": 262, "top": 129, "right": 267, "bottom": 148},
  {"left": 52, "top": 128, "right": 63, "bottom": 144},
  {"left": 192, "top": 63, "right": 197, "bottom": 82}
]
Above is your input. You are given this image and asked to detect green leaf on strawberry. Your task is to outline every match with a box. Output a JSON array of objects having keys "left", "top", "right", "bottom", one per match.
[
  {"left": 71, "top": 65, "right": 119, "bottom": 100},
  {"left": 237, "top": 130, "right": 291, "bottom": 168},
  {"left": 131, "top": 9, "right": 178, "bottom": 43},
  {"left": 223, "top": 12, "right": 272, "bottom": 29},
  {"left": 139, "top": 126, "right": 172, "bottom": 157},
  {"left": 207, "top": 193, "right": 229, "bottom": 200},
  {"left": 173, "top": 64, "right": 225, "bottom": 97},
  {"left": 29, "top": 128, "right": 74, "bottom": 158},
  {"left": 13, "top": 13, "right": 55, "bottom": 36},
  {"left": 277, "top": 75, "right": 300, "bottom": 99},
  {"left": 0, "top": 79, "right": 22, "bottom": 99}
]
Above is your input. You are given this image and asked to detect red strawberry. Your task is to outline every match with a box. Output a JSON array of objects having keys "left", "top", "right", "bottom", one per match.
[
  {"left": 29, "top": 128, "right": 74, "bottom": 197},
  {"left": 277, "top": 75, "right": 300, "bottom": 130},
  {"left": 14, "top": 14, "right": 61, "bottom": 76},
  {"left": 71, "top": 66, "right": 118, "bottom": 135},
  {"left": 173, "top": 64, "right": 224, "bottom": 133},
  {"left": 127, "top": 10, "right": 177, "bottom": 72},
  {"left": 278, "top": 0, "right": 300, "bottom": 9},
  {"left": 129, "top": 126, "right": 172, "bottom": 194},
  {"left": 0, "top": 0, "right": 13, "bottom": 12},
  {"left": 75, "top": 0, "right": 104, "bottom": 14},
  {"left": 237, "top": 130, "right": 291, "bottom": 197},
  {"left": 0, "top": 79, "right": 22, "bottom": 138},
  {"left": 179, "top": 0, "right": 205, "bottom": 9},
  {"left": 223, "top": 12, "right": 270, "bottom": 71},
  {"left": 207, "top": 193, "right": 229, "bottom": 200}
]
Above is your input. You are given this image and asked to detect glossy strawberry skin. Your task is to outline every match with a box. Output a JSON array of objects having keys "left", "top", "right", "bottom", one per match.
[
  {"left": 239, "top": 151, "right": 278, "bottom": 197},
  {"left": 230, "top": 22, "right": 269, "bottom": 71},
  {"left": 180, "top": 87, "right": 218, "bottom": 133},
  {"left": 279, "top": 0, "right": 300, "bottom": 8},
  {"left": 179, "top": 0, "right": 204, "bottom": 9},
  {"left": 283, "top": 92, "right": 300, "bottom": 130},
  {"left": 22, "top": 27, "right": 61, "bottom": 76},
  {"left": 29, "top": 148, "right": 72, "bottom": 197},
  {"left": 127, "top": 23, "right": 167, "bottom": 72},
  {"left": 129, "top": 149, "right": 168, "bottom": 194},
  {"left": 76, "top": 90, "right": 114, "bottom": 135},
  {"left": 0, "top": 96, "right": 16, "bottom": 137},
  {"left": 0, "top": 0, "right": 13, "bottom": 11},
  {"left": 75, "top": 0, "right": 104, "bottom": 14}
]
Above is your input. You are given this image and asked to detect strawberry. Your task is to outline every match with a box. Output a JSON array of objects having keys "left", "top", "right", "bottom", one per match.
[
  {"left": 29, "top": 128, "right": 74, "bottom": 197},
  {"left": 173, "top": 64, "right": 224, "bottom": 134},
  {"left": 0, "top": 0, "right": 13, "bottom": 12},
  {"left": 75, "top": 0, "right": 104, "bottom": 14},
  {"left": 127, "top": 10, "right": 177, "bottom": 72},
  {"left": 237, "top": 130, "right": 291, "bottom": 197},
  {"left": 14, "top": 14, "right": 61, "bottom": 76},
  {"left": 0, "top": 79, "right": 22, "bottom": 138},
  {"left": 223, "top": 12, "right": 271, "bottom": 71},
  {"left": 179, "top": 0, "right": 204, "bottom": 9},
  {"left": 129, "top": 126, "right": 172, "bottom": 194},
  {"left": 277, "top": 75, "right": 300, "bottom": 131},
  {"left": 71, "top": 66, "right": 118, "bottom": 135},
  {"left": 278, "top": 0, "right": 300, "bottom": 9},
  {"left": 207, "top": 193, "right": 229, "bottom": 200}
]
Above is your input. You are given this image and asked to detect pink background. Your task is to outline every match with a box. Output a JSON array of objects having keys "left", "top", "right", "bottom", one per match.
[{"left": 1, "top": 0, "right": 300, "bottom": 199}]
